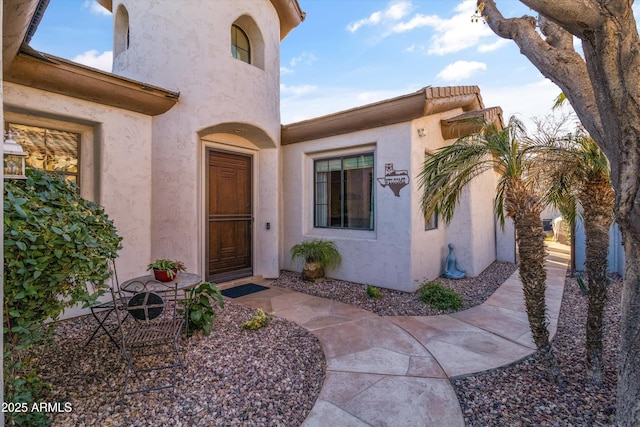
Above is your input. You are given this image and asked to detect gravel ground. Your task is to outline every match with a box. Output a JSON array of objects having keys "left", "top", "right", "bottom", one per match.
[
  {"left": 453, "top": 274, "right": 621, "bottom": 427},
  {"left": 35, "top": 303, "right": 325, "bottom": 426},
  {"left": 271, "top": 261, "right": 518, "bottom": 316},
  {"left": 32, "top": 259, "right": 619, "bottom": 426}
]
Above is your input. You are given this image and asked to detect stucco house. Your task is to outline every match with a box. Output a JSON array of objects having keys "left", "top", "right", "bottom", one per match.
[{"left": 2, "top": 0, "right": 514, "bottom": 295}]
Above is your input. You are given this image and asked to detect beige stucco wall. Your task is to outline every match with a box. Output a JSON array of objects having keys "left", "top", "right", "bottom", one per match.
[
  {"left": 3, "top": 82, "right": 153, "bottom": 281},
  {"left": 410, "top": 113, "right": 498, "bottom": 284},
  {"left": 282, "top": 109, "right": 501, "bottom": 292},
  {"left": 110, "top": 0, "right": 283, "bottom": 279},
  {"left": 281, "top": 123, "right": 415, "bottom": 291}
]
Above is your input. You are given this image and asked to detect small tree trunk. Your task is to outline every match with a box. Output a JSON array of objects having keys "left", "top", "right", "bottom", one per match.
[
  {"left": 580, "top": 180, "right": 614, "bottom": 385},
  {"left": 515, "top": 210, "right": 550, "bottom": 347},
  {"left": 511, "top": 198, "right": 557, "bottom": 377}
]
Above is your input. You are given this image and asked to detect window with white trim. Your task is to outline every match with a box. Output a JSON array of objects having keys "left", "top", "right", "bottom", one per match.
[{"left": 314, "top": 153, "right": 374, "bottom": 230}]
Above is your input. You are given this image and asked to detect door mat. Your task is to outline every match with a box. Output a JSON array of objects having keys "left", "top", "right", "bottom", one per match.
[{"left": 221, "top": 283, "right": 269, "bottom": 299}]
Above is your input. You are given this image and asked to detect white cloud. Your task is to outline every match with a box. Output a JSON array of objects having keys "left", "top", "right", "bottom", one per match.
[
  {"left": 481, "top": 79, "right": 562, "bottom": 130},
  {"left": 82, "top": 0, "right": 111, "bottom": 16},
  {"left": 280, "top": 83, "right": 318, "bottom": 96},
  {"left": 437, "top": 60, "right": 487, "bottom": 81},
  {"left": 290, "top": 52, "right": 318, "bottom": 67},
  {"left": 72, "top": 50, "right": 113, "bottom": 72},
  {"left": 346, "top": 0, "right": 412, "bottom": 33},
  {"left": 280, "top": 85, "right": 419, "bottom": 124},
  {"left": 412, "top": 0, "right": 497, "bottom": 55},
  {"left": 478, "top": 39, "right": 510, "bottom": 53},
  {"left": 281, "top": 66, "right": 294, "bottom": 75}
]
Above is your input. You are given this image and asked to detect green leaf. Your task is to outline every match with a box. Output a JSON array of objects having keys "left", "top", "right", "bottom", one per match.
[
  {"left": 190, "top": 310, "right": 203, "bottom": 322},
  {"left": 13, "top": 204, "right": 28, "bottom": 218}
]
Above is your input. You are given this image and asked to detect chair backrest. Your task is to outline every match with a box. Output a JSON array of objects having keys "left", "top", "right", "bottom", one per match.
[{"left": 111, "top": 278, "right": 181, "bottom": 327}]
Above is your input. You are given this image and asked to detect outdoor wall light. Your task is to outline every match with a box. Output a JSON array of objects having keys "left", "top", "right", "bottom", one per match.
[{"left": 3, "top": 130, "right": 27, "bottom": 179}]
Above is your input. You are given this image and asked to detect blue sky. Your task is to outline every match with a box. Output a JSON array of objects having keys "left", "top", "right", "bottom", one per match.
[{"left": 30, "top": 1, "right": 640, "bottom": 129}]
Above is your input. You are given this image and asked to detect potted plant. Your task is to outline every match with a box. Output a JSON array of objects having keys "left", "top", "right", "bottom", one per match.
[
  {"left": 290, "top": 239, "right": 341, "bottom": 281},
  {"left": 147, "top": 259, "right": 186, "bottom": 282}
]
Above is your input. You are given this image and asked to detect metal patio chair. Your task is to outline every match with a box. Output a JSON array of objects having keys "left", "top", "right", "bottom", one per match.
[
  {"left": 85, "top": 259, "right": 125, "bottom": 347},
  {"left": 110, "top": 278, "right": 184, "bottom": 403}
]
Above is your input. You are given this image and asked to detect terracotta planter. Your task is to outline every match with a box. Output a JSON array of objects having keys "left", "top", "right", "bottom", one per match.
[
  {"left": 302, "top": 261, "right": 325, "bottom": 282},
  {"left": 153, "top": 269, "right": 178, "bottom": 282}
]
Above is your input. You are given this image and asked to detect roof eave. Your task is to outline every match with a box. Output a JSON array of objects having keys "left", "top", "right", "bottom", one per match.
[
  {"left": 440, "top": 107, "right": 505, "bottom": 140},
  {"left": 281, "top": 85, "right": 486, "bottom": 145},
  {"left": 5, "top": 47, "right": 179, "bottom": 116},
  {"left": 270, "top": 0, "right": 306, "bottom": 40},
  {"left": 3, "top": 0, "right": 41, "bottom": 72}
]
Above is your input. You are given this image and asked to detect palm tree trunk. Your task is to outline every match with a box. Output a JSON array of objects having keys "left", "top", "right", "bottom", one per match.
[
  {"left": 580, "top": 179, "right": 614, "bottom": 384},
  {"left": 509, "top": 189, "right": 556, "bottom": 376},
  {"left": 515, "top": 209, "right": 550, "bottom": 346}
]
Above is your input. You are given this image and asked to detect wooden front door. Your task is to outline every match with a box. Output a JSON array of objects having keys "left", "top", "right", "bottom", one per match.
[{"left": 207, "top": 150, "right": 252, "bottom": 282}]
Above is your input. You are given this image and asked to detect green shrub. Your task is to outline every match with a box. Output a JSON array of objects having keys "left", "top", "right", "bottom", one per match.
[
  {"left": 290, "top": 239, "right": 342, "bottom": 269},
  {"left": 241, "top": 308, "right": 272, "bottom": 330},
  {"left": 183, "top": 282, "right": 224, "bottom": 336},
  {"left": 4, "top": 168, "right": 122, "bottom": 426},
  {"left": 419, "top": 281, "right": 462, "bottom": 310},
  {"left": 366, "top": 284, "right": 382, "bottom": 299}
]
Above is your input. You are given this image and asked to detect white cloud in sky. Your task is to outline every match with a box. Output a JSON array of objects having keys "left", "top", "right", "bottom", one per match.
[
  {"left": 481, "top": 79, "right": 562, "bottom": 129},
  {"left": 290, "top": 52, "right": 318, "bottom": 67},
  {"left": 280, "top": 83, "right": 317, "bottom": 96},
  {"left": 409, "top": 0, "right": 497, "bottom": 55},
  {"left": 437, "top": 60, "right": 487, "bottom": 81},
  {"left": 82, "top": 0, "right": 111, "bottom": 16},
  {"left": 346, "top": 1, "right": 412, "bottom": 33},
  {"left": 281, "top": 66, "right": 294, "bottom": 75},
  {"left": 73, "top": 50, "right": 112, "bottom": 72},
  {"left": 347, "top": 0, "right": 503, "bottom": 55},
  {"left": 281, "top": 85, "right": 417, "bottom": 124},
  {"left": 478, "top": 39, "right": 509, "bottom": 53}
]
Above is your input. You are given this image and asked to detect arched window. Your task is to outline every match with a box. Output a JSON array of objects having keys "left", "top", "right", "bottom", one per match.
[
  {"left": 114, "top": 5, "right": 130, "bottom": 58},
  {"left": 231, "top": 24, "right": 250, "bottom": 64}
]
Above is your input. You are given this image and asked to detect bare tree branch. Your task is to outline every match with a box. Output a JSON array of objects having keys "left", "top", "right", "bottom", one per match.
[
  {"left": 538, "top": 15, "right": 573, "bottom": 50},
  {"left": 519, "top": 0, "right": 605, "bottom": 34},
  {"left": 480, "top": 0, "right": 604, "bottom": 143}
]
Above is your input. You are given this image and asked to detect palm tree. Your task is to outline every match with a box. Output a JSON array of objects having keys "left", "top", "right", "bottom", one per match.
[
  {"left": 530, "top": 128, "right": 614, "bottom": 384},
  {"left": 418, "top": 116, "right": 556, "bottom": 374}
]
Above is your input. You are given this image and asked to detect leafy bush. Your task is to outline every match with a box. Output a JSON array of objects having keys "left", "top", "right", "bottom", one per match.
[
  {"left": 419, "top": 281, "right": 462, "bottom": 310},
  {"left": 183, "top": 281, "right": 224, "bottom": 336},
  {"left": 241, "top": 308, "right": 272, "bottom": 330},
  {"left": 366, "top": 284, "right": 382, "bottom": 299},
  {"left": 4, "top": 169, "right": 122, "bottom": 426},
  {"left": 290, "top": 239, "right": 342, "bottom": 269}
]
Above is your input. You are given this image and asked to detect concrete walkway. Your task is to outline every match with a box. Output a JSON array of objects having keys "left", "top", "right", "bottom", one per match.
[{"left": 223, "top": 242, "right": 569, "bottom": 427}]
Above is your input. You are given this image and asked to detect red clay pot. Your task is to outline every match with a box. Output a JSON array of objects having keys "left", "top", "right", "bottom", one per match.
[{"left": 153, "top": 269, "right": 177, "bottom": 282}]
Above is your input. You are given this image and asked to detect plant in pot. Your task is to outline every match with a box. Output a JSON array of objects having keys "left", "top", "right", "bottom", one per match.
[
  {"left": 147, "top": 259, "right": 186, "bottom": 282},
  {"left": 290, "top": 239, "right": 341, "bottom": 281}
]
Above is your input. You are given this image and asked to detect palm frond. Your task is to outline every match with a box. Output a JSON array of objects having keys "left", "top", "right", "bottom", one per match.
[
  {"left": 418, "top": 115, "right": 533, "bottom": 226},
  {"left": 552, "top": 92, "right": 567, "bottom": 110}
]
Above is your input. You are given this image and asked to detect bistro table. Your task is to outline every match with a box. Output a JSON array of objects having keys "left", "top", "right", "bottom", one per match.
[
  {"left": 120, "top": 272, "right": 203, "bottom": 333},
  {"left": 120, "top": 272, "right": 202, "bottom": 294}
]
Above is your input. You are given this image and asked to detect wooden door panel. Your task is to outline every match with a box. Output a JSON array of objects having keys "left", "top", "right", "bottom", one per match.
[
  {"left": 208, "top": 221, "right": 251, "bottom": 274},
  {"left": 207, "top": 150, "right": 252, "bottom": 281}
]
